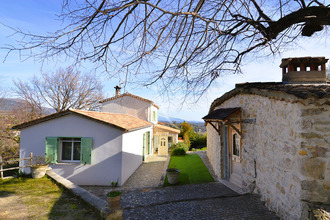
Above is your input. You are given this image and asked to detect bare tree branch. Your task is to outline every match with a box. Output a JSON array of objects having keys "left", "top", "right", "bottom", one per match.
[
  {"left": 14, "top": 67, "right": 103, "bottom": 113},
  {"left": 2, "top": 0, "right": 330, "bottom": 101}
]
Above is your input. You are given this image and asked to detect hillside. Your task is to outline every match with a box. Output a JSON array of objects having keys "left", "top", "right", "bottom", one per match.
[
  {"left": 0, "top": 98, "right": 54, "bottom": 114},
  {"left": 0, "top": 98, "right": 26, "bottom": 111},
  {"left": 158, "top": 115, "right": 206, "bottom": 133}
]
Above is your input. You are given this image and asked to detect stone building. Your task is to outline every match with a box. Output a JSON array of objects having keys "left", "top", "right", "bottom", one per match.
[{"left": 203, "top": 57, "right": 329, "bottom": 219}]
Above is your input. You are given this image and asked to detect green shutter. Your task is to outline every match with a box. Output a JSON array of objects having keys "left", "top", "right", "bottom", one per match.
[
  {"left": 81, "top": 138, "right": 92, "bottom": 165},
  {"left": 147, "top": 131, "right": 150, "bottom": 154},
  {"left": 46, "top": 137, "right": 58, "bottom": 163},
  {"left": 143, "top": 133, "right": 146, "bottom": 161}
]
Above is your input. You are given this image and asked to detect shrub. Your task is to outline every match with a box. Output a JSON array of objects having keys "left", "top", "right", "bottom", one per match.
[
  {"left": 190, "top": 133, "right": 207, "bottom": 149},
  {"left": 171, "top": 147, "right": 186, "bottom": 156},
  {"left": 174, "top": 142, "right": 189, "bottom": 152}
]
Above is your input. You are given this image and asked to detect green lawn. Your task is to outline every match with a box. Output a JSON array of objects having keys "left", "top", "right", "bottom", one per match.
[
  {"left": 0, "top": 176, "right": 99, "bottom": 219},
  {"left": 163, "top": 154, "right": 214, "bottom": 186}
]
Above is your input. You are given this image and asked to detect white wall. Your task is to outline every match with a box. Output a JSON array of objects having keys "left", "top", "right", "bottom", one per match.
[
  {"left": 101, "top": 96, "right": 153, "bottom": 121},
  {"left": 149, "top": 105, "right": 158, "bottom": 124},
  {"left": 20, "top": 114, "right": 124, "bottom": 185},
  {"left": 121, "top": 127, "right": 153, "bottom": 183}
]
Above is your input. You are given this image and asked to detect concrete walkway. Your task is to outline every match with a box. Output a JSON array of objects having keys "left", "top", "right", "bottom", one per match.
[
  {"left": 81, "top": 155, "right": 168, "bottom": 200},
  {"left": 121, "top": 155, "right": 167, "bottom": 190}
]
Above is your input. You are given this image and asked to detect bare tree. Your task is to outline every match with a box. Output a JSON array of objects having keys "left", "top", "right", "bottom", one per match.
[
  {"left": 3, "top": 0, "right": 330, "bottom": 99},
  {"left": 14, "top": 67, "right": 103, "bottom": 113}
]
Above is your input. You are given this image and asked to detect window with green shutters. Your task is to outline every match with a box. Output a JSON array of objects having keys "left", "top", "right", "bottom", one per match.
[{"left": 45, "top": 137, "right": 92, "bottom": 164}]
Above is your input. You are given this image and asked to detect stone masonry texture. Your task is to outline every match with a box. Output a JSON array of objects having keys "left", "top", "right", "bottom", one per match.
[{"left": 207, "top": 91, "right": 330, "bottom": 219}]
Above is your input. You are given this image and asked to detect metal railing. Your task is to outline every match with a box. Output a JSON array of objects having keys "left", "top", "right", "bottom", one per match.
[{"left": 0, "top": 152, "right": 33, "bottom": 179}]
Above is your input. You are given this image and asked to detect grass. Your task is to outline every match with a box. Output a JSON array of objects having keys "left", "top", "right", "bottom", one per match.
[
  {"left": 190, "top": 147, "right": 207, "bottom": 151},
  {"left": 163, "top": 154, "right": 214, "bottom": 186},
  {"left": 0, "top": 176, "right": 99, "bottom": 219}
]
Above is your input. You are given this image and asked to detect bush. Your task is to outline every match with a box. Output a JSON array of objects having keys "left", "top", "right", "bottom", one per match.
[
  {"left": 174, "top": 142, "right": 189, "bottom": 152},
  {"left": 190, "top": 133, "right": 207, "bottom": 150},
  {"left": 171, "top": 147, "right": 186, "bottom": 156}
]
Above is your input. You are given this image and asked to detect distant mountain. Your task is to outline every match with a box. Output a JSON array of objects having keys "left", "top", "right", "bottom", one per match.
[
  {"left": 158, "top": 114, "right": 206, "bottom": 133},
  {"left": 158, "top": 115, "right": 185, "bottom": 123},
  {"left": 0, "top": 98, "right": 54, "bottom": 114},
  {"left": 0, "top": 98, "right": 26, "bottom": 111}
]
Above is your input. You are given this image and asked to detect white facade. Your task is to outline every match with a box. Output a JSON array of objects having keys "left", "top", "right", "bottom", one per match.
[
  {"left": 101, "top": 95, "right": 158, "bottom": 124},
  {"left": 121, "top": 127, "right": 152, "bottom": 183},
  {"left": 19, "top": 114, "right": 152, "bottom": 185}
]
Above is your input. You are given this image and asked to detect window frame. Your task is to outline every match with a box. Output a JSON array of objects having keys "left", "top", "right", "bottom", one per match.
[
  {"left": 232, "top": 134, "right": 240, "bottom": 157},
  {"left": 58, "top": 138, "right": 82, "bottom": 163}
]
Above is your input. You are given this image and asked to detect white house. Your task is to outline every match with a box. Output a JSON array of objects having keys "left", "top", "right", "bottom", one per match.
[
  {"left": 13, "top": 109, "right": 153, "bottom": 185},
  {"left": 100, "top": 87, "right": 180, "bottom": 156},
  {"left": 203, "top": 57, "right": 330, "bottom": 219},
  {"left": 14, "top": 88, "right": 179, "bottom": 185}
]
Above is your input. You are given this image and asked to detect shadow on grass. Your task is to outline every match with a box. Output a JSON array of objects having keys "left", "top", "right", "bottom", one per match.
[
  {"left": 0, "top": 190, "right": 15, "bottom": 198},
  {"left": 0, "top": 176, "right": 30, "bottom": 186},
  {"left": 48, "top": 177, "right": 100, "bottom": 219},
  {"left": 49, "top": 192, "right": 99, "bottom": 219}
]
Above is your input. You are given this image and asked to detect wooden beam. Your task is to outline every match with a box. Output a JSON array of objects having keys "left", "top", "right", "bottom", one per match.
[
  {"left": 226, "top": 119, "right": 242, "bottom": 136},
  {"left": 205, "top": 121, "right": 221, "bottom": 134}
]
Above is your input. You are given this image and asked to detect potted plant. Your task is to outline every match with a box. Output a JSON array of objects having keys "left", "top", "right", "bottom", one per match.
[
  {"left": 28, "top": 155, "right": 51, "bottom": 179},
  {"left": 166, "top": 168, "right": 180, "bottom": 185},
  {"left": 106, "top": 181, "right": 122, "bottom": 210}
]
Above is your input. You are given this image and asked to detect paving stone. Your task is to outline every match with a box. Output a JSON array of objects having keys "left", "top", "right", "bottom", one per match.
[
  {"left": 83, "top": 153, "right": 279, "bottom": 219},
  {"left": 123, "top": 194, "right": 279, "bottom": 220},
  {"left": 121, "top": 182, "right": 238, "bottom": 208}
]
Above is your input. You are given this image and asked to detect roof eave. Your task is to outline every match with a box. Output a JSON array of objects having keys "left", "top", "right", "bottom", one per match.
[{"left": 125, "top": 124, "right": 153, "bottom": 132}]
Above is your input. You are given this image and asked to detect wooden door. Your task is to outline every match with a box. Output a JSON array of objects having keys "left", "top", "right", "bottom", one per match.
[
  {"left": 158, "top": 136, "right": 168, "bottom": 156},
  {"left": 228, "top": 127, "right": 242, "bottom": 188}
]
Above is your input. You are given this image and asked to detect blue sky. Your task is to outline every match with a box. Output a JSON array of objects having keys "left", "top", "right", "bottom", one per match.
[{"left": 0, "top": 1, "right": 329, "bottom": 122}]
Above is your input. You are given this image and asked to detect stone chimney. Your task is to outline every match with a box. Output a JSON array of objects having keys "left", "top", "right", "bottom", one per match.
[
  {"left": 280, "top": 57, "right": 328, "bottom": 84},
  {"left": 114, "top": 85, "right": 122, "bottom": 96}
]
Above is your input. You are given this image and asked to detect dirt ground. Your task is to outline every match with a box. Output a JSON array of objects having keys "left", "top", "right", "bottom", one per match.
[
  {"left": 0, "top": 193, "right": 28, "bottom": 219},
  {"left": 0, "top": 177, "right": 99, "bottom": 220}
]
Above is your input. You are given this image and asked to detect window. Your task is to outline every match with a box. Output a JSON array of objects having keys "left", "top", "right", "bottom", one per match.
[
  {"left": 45, "top": 137, "right": 92, "bottom": 164},
  {"left": 233, "top": 134, "right": 240, "bottom": 157},
  {"left": 160, "top": 138, "right": 166, "bottom": 147},
  {"left": 152, "top": 111, "right": 157, "bottom": 121},
  {"left": 60, "top": 138, "right": 81, "bottom": 162},
  {"left": 168, "top": 137, "right": 173, "bottom": 147}
]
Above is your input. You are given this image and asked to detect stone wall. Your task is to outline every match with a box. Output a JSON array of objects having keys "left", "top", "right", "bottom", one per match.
[
  {"left": 298, "top": 103, "right": 330, "bottom": 219},
  {"left": 206, "top": 124, "right": 221, "bottom": 179},
  {"left": 206, "top": 93, "right": 329, "bottom": 219}
]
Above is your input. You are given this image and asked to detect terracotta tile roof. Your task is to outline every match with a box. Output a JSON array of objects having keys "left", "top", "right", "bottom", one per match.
[
  {"left": 12, "top": 109, "right": 153, "bottom": 131},
  {"left": 209, "top": 82, "right": 330, "bottom": 112},
  {"left": 154, "top": 124, "right": 180, "bottom": 134},
  {"left": 100, "top": 92, "right": 159, "bottom": 109}
]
